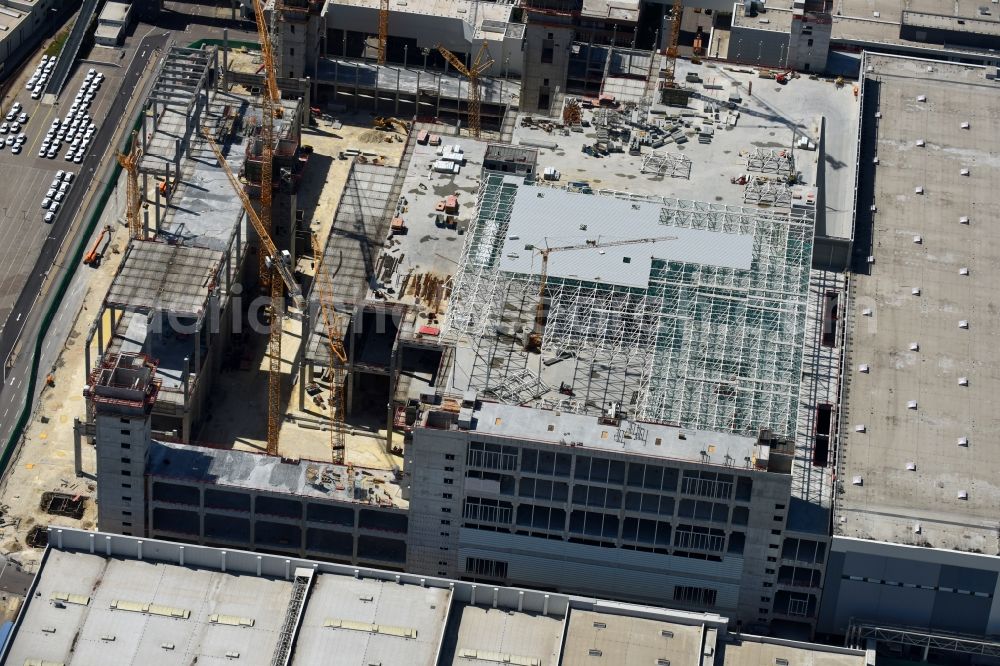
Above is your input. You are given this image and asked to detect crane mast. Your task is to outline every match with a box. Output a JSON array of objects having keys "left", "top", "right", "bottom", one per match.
[{"left": 117, "top": 130, "right": 144, "bottom": 240}]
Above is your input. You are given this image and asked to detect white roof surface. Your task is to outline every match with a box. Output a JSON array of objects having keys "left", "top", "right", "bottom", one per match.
[{"left": 499, "top": 183, "right": 754, "bottom": 289}]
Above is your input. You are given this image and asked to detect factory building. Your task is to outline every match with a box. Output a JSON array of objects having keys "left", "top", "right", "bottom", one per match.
[{"left": 1, "top": 528, "right": 875, "bottom": 666}]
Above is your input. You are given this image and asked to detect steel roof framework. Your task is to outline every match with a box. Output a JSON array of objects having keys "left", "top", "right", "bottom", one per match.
[{"left": 446, "top": 174, "right": 814, "bottom": 438}]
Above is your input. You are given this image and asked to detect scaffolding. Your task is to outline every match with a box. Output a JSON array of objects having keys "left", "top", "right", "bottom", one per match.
[
  {"left": 445, "top": 173, "right": 814, "bottom": 438},
  {"left": 743, "top": 176, "right": 792, "bottom": 206},
  {"left": 746, "top": 147, "right": 794, "bottom": 177},
  {"left": 640, "top": 152, "right": 693, "bottom": 179}
]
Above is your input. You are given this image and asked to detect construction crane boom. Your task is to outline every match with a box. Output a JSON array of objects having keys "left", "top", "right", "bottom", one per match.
[
  {"left": 201, "top": 130, "right": 304, "bottom": 308},
  {"left": 311, "top": 233, "right": 348, "bottom": 462},
  {"left": 436, "top": 42, "right": 493, "bottom": 138},
  {"left": 529, "top": 235, "right": 678, "bottom": 350},
  {"left": 117, "top": 130, "right": 144, "bottom": 240}
]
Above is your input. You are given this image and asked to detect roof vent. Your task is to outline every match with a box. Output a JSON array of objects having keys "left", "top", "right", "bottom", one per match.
[
  {"left": 867, "top": 255, "right": 875, "bottom": 264},
  {"left": 162, "top": 643, "right": 176, "bottom": 650},
  {"left": 957, "top": 490, "right": 968, "bottom": 500},
  {"left": 589, "top": 649, "right": 603, "bottom": 657},
  {"left": 959, "top": 267, "right": 969, "bottom": 276},
  {"left": 870, "top": 204, "right": 877, "bottom": 212},
  {"left": 874, "top": 111, "right": 882, "bottom": 119},
  {"left": 907, "top": 400, "right": 918, "bottom": 410},
  {"left": 855, "top": 424, "right": 866, "bottom": 433},
  {"left": 912, "top": 236, "right": 922, "bottom": 244},
  {"left": 958, "top": 320, "right": 969, "bottom": 329},
  {"left": 661, "top": 630, "right": 674, "bottom": 638},
  {"left": 958, "top": 437, "right": 969, "bottom": 447},
  {"left": 915, "top": 186, "right": 924, "bottom": 194},
  {"left": 916, "top": 139, "right": 925, "bottom": 147},
  {"left": 914, "top": 523, "right": 921, "bottom": 534},
  {"left": 873, "top": 10, "right": 880, "bottom": 16},
  {"left": 858, "top": 364, "right": 870, "bottom": 373},
  {"left": 958, "top": 377, "right": 969, "bottom": 386},
  {"left": 960, "top": 216, "right": 970, "bottom": 224},
  {"left": 911, "top": 287, "right": 921, "bottom": 295},
  {"left": 873, "top": 156, "right": 880, "bottom": 165},
  {"left": 927, "top": 66, "right": 934, "bottom": 72},
  {"left": 906, "top": 462, "right": 916, "bottom": 471},
  {"left": 961, "top": 121, "right": 970, "bottom": 129},
  {"left": 960, "top": 168, "right": 970, "bottom": 176},
  {"left": 593, "top": 621, "right": 607, "bottom": 628},
  {"left": 862, "top": 308, "right": 873, "bottom": 316},
  {"left": 916, "top": 94, "right": 926, "bottom": 102},
  {"left": 909, "top": 342, "right": 919, "bottom": 351},
  {"left": 852, "top": 476, "right": 863, "bottom": 486}
]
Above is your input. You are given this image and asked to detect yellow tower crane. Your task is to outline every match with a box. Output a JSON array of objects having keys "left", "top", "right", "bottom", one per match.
[
  {"left": 250, "top": 0, "right": 291, "bottom": 454},
  {"left": 201, "top": 130, "right": 305, "bottom": 454},
  {"left": 378, "top": 0, "right": 389, "bottom": 64},
  {"left": 311, "top": 233, "right": 349, "bottom": 463},
  {"left": 116, "top": 130, "right": 144, "bottom": 240},
  {"left": 664, "top": 0, "right": 683, "bottom": 88},
  {"left": 436, "top": 41, "right": 494, "bottom": 138},
  {"left": 527, "top": 235, "right": 678, "bottom": 351}
]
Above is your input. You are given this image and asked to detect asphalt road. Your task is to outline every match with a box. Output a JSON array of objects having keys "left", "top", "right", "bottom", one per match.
[{"left": 0, "top": 31, "right": 169, "bottom": 446}]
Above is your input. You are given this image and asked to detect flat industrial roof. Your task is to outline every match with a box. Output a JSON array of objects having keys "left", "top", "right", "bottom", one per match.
[
  {"left": 835, "top": 54, "right": 1000, "bottom": 552},
  {"left": 466, "top": 402, "right": 772, "bottom": 471},
  {"left": 5, "top": 531, "right": 871, "bottom": 666},
  {"left": 147, "top": 440, "right": 408, "bottom": 509},
  {"left": 293, "top": 575, "right": 451, "bottom": 666},
  {"left": 4, "top": 549, "right": 293, "bottom": 666},
  {"left": 731, "top": 4, "right": 794, "bottom": 32},
  {"left": 440, "top": 603, "right": 565, "bottom": 666},
  {"left": 720, "top": 634, "right": 871, "bottom": 666},
  {"left": 499, "top": 182, "right": 754, "bottom": 289},
  {"left": 562, "top": 609, "right": 704, "bottom": 665},
  {"left": 106, "top": 242, "right": 222, "bottom": 317}
]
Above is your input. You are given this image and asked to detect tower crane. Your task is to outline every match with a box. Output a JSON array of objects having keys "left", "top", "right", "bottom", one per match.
[
  {"left": 311, "top": 233, "right": 348, "bottom": 463},
  {"left": 117, "top": 130, "right": 144, "bottom": 240},
  {"left": 378, "top": 0, "right": 389, "bottom": 64},
  {"left": 436, "top": 41, "right": 494, "bottom": 138},
  {"left": 248, "top": 0, "right": 291, "bottom": 454},
  {"left": 526, "top": 235, "right": 678, "bottom": 351},
  {"left": 664, "top": 0, "right": 683, "bottom": 88},
  {"left": 201, "top": 129, "right": 304, "bottom": 455}
]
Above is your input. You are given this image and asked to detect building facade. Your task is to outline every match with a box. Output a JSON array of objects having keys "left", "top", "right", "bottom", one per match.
[{"left": 406, "top": 401, "right": 797, "bottom": 627}]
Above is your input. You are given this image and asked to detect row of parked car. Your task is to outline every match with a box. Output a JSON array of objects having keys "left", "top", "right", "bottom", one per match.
[
  {"left": 40, "top": 170, "right": 75, "bottom": 223},
  {"left": 26, "top": 54, "right": 57, "bottom": 99},
  {"left": 0, "top": 102, "right": 29, "bottom": 154},
  {"left": 38, "top": 70, "right": 103, "bottom": 163}
]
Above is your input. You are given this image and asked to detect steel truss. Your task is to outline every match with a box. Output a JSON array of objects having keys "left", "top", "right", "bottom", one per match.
[
  {"left": 747, "top": 147, "right": 794, "bottom": 176},
  {"left": 641, "top": 152, "right": 693, "bottom": 179},
  {"left": 847, "top": 620, "right": 1000, "bottom": 659},
  {"left": 445, "top": 174, "right": 814, "bottom": 437}
]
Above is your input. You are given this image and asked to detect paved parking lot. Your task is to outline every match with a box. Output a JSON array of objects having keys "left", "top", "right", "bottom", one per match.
[{"left": 0, "top": 59, "right": 123, "bottom": 330}]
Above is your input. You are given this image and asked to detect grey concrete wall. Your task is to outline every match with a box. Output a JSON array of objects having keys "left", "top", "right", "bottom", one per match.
[
  {"left": 521, "top": 23, "right": 573, "bottom": 114},
  {"left": 407, "top": 422, "right": 794, "bottom": 627},
  {"left": 788, "top": 14, "right": 831, "bottom": 73},
  {"left": 728, "top": 23, "right": 789, "bottom": 68},
  {"left": 819, "top": 536, "right": 1000, "bottom": 636},
  {"left": 95, "top": 412, "right": 151, "bottom": 536}
]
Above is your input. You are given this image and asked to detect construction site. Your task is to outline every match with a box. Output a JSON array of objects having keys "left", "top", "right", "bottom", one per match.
[{"left": 8, "top": 0, "right": 1000, "bottom": 655}]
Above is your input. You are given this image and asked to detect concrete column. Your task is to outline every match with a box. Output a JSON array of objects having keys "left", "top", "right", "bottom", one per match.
[
  {"left": 174, "top": 138, "right": 181, "bottom": 175},
  {"left": 142, "top": 108, "right": 149, "bottom": 145},
  {"left": 298, "top": 308, "right": 308, "bottom": 410},
  {"left": 394, "top": 69, "right": 400, "bottom": 115},
  {"left": 194, "top": 322, "right": 201, "bottom": 372},
  {"left": 97, "top": 310, "right": 105, "bottom": 355},
  {"left": 385, "top": 348, "right": 396, "bottom": 453},
  {"left": 143, "top": 208, "right": 150, "bottom": 239},
  {"left": 223, "top": 29, "right": 230, "bottom": 90},
  {"left": 154, "top": 182, "right": 161, "bottom": 228},
  {"left": 289, "top": 194, "right": 297, "bottom": 266},
  {"left": 436, "top": 75, "right": 442, "bottom": 117},
  {"left": 73, "top": 418, "right": 83, "bottom": 476},
  {"left": 152, "top": 101, "right": 159, "bottom": 131}
]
